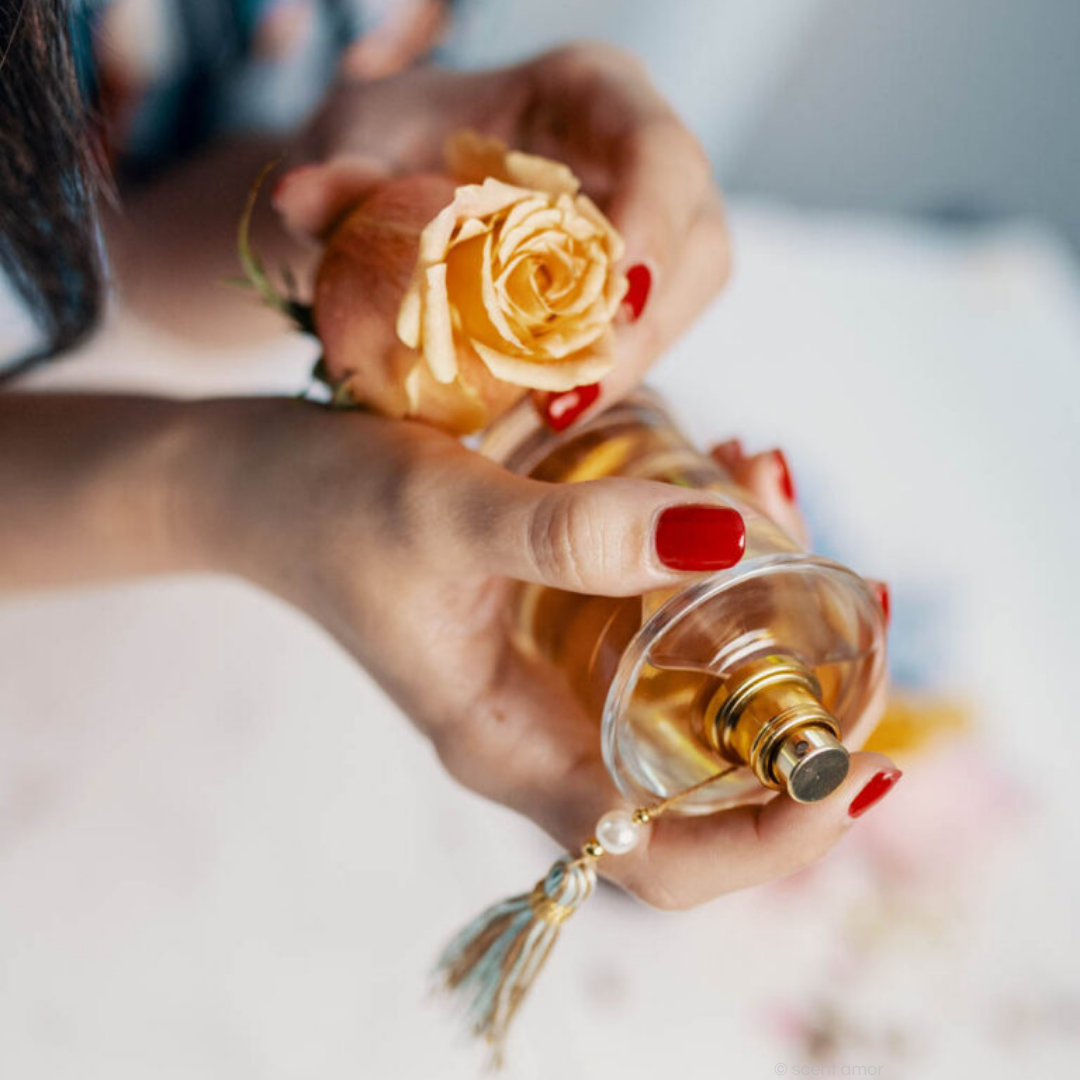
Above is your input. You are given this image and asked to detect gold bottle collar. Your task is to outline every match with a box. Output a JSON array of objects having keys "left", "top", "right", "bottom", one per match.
[{"left": 695, "top": 655, "right": 850, "bottom": 803}]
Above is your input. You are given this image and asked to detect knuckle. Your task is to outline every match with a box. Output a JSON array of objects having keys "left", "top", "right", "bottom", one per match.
[
  {"left": 388, "top": 452, "right": 436, "bottom": 540},
  {"left": 545, "top": 40, "right": 645, "bottom": 80},
  {"left": 629, "top": 119, "right": 710, "bottom": 187},
  {"left": 379, "top": 434, "right": 463, "bottom": 563},
  {"left": 526, "top": 487, "right": 604, "bottom": 590}
]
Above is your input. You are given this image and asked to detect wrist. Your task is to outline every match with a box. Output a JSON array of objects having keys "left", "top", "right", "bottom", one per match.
[{"left": 168, "top": 396, "right": 318, "bottom": 587}]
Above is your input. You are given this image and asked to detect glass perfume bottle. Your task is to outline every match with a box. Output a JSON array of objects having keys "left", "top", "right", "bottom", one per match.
[{"left": 481, "top": 390, "right": 886, "bottom": 814}]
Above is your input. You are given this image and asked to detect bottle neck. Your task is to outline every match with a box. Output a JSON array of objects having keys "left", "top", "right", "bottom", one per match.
[{"left": 693, "top": 654, "right": 850, "bottom": 802}]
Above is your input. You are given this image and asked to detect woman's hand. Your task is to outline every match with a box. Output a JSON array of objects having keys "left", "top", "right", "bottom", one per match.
[
  {"left": 182, "top": 399, "right": 895, "bottom": 909},
  {"left": 273, "top": 43, "right": 731, "bottom": 425}
]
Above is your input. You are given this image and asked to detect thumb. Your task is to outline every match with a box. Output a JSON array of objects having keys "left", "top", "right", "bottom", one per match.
[{"left": 405, "top": 434, "right": 746, "bottom": 596}]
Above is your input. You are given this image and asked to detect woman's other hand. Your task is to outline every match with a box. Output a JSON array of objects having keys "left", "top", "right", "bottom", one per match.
[{"left": 274, "top": 43, "right": 731, "bottom": 426}]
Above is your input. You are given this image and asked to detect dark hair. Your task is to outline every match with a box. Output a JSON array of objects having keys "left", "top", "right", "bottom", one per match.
[{"left": 0, "top": 0, "right": 104, "bottom": 371}]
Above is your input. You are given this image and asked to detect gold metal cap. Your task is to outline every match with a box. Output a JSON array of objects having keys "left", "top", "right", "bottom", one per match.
[{"left": 694, "top": 654, "right": 850, "bottom": 803}]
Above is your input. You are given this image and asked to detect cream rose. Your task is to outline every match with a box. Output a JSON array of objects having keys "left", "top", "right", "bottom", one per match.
[
  {"left": 311, "top": 132, "right": 627, "bottom": 434},
  {"left": 396, "top": 131, "right": 628, "bottom": 403}
]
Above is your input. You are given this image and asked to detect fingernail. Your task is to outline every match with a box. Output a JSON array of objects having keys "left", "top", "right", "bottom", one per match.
[
  {"left": 773, "top": 449, "right": 797, "bottom": 502},
  {"left": 538, "top": 383, "right": 600, "bottom": 431},
  {"left": 655, "top": 505, "right": 746, "bottom": 571},
  {"left": 874, "top": 581, "right": 891, "bottom": 627},
  {"left": 848, "top": 769, "right": 903, "bottom": 819},
  {"left": 623, "top": 263, "right": 652, "bottom": 322}
]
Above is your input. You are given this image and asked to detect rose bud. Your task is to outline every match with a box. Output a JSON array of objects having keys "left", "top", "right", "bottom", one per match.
[{"left": 313, "top": 132, "right": 628, "bottom": 435}]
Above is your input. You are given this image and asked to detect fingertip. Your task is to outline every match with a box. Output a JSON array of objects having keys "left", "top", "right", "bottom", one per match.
[
  {"left": 868, "top": 579, "right": 891, "bottom": 627},
  {"left": 271, "top": 157, "right": 388, "bottom": 238},
  {"left": 654, "top": 503, "right": 746, "bottom": 571},
  {"left": 844, "top": 755, "right": 903, "bottom": 820},
  {"left": 771, "top": 449, "right": 797, "bottom": 503},
  {"left": 710, "top": 438, "right": 744, "bottom": 471},
  {"left": 757, "top": 751, "right": 900, "bottom": 841},
  {"left": 534, "top": 383, "right": 601, "bottom": 431},
  {"left": 621, "top": 261, "right": 654, "bottom": 322},
  {"left": 269, "top": 162, "right": 325, "bottom": 224}
]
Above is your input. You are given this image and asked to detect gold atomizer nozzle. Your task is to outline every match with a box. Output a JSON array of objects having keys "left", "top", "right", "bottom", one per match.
[{"left": 694, "top": 654, "right": 850, "bottom": 803}]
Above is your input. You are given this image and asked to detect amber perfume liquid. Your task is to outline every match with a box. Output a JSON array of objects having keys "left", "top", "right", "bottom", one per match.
[{"left": 482, "top": 391, "right": 886, "bottom": 814}]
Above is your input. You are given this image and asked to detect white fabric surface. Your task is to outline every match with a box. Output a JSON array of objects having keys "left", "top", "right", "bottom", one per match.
[{"left": 2, "top": 204, "right": 1078, "bottom": 1078}]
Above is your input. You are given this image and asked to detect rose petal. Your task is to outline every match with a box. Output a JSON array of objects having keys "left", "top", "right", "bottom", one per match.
[
  {"left": 444, "top": 129, "right": 514, "bottom": 185},
  {"left": 470, "top": 335, "right": 615, "bottom": 391},
  {"left": 420, "top": 263, "right": 458, "bottom": 383},
  {"left": 497, "top": 206, "right": 565, "bottom": 263},
  {"left": 415, "top": 179, "right": 532, "bottom": 274},
  {"left": 396, "top": 271, "right": 423, "bottom": 348},
  {"left": 450, "top": 216, "right": 490, "bottom": 246},
  {"left": 404, "top": 361, "right": 423, "bottom": 410},
  {"left": 503, "top": 150, "right": 580, "bottom": 199},
  {"left": 573, "top": 194, "right": 626, "bottom": 262},
  {"left": 500, "top": 258, "right": 550, "bottom": 323},
  {"left": 480, "top": 229, "right": 532, "bottom": 350},
  {"left": 531, "top": 317, "right": 608, "bottom": 359},
  {"left": 446, "top": 232, "right": 527, "bottom": 351},
  {"left": 496, "top": 196, "right": 553, "bottom": 249},
  {"left": 445, "top": 129, "right": 581, "bottom": 199},
  {"left": 601, "top": 265, "right": 631, "bottom": 317},
  {"left": 550, "top": 253, "right": 607, "bottom": 316}
]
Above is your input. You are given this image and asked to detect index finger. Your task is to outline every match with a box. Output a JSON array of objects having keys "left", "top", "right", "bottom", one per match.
[{"left": 529, "top": 45, "right": 715, "bottom": 277}]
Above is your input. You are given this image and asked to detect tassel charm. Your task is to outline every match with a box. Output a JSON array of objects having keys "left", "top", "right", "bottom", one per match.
[
  {"left": 436, "top": 854, "right": 597, "bottom": 1066},
  {"left": 435, "top": 771, "right": 734, "bottom": 1064}
]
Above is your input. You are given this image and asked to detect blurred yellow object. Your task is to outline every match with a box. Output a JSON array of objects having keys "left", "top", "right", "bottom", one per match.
[{"left": 863, "top": 692, "right": 971, "bottom": 759}]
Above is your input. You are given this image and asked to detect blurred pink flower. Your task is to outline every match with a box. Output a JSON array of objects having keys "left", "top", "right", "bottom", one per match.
[{"left": 849, "top": 740, "right": 1027, "bottom": 888}]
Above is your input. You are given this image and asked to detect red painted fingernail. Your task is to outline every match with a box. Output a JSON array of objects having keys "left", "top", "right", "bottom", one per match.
[
  {"left": 623, "top": 263, "right": 652, "bottom": 322},
  {"left": 773, "top": 449, "right": 797, "bottom": 502},
  {"left": 538, "top": 383, "right": 600, "bottom": 431},
  {"left": 848, "top": 769, "right": 903, "bottom": 819},
  {"left": 874, "top": 581, "right": 891, "bottom": 627},
  {"left": 655, "top": 505, "right": 746, "bottom": 571}
]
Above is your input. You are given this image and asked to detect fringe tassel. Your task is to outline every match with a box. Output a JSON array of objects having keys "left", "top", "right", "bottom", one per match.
[{"left": 436, "top": 854, "right": 596, "bottom": 1066}]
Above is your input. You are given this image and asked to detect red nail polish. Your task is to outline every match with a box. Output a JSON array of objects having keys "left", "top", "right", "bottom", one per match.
[
  {"left": 623, "top": 263, "right": 652, "bottom": 322},
  {"left": 655, "top": 505, "right": 746, "bottom": 571},
  {"left": 539, "top": 383, "right": 600, "bottom": 431},
  {"left": 874, "top": 582, "right": 891, "bottom": 627},
  {"left": 848, "top": 769, "right": 902, "bottom": 819},
  {"left": 773, "top": 449, "right": 796, "bottom": 502}
]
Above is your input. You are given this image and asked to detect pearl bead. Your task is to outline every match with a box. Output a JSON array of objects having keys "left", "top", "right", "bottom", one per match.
[{"left": 596, "top": 809, "right": 642, "bottom": 855}]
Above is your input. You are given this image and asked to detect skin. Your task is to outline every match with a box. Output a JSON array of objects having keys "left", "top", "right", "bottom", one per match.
[
  {"left": 1, "top": 45, "right": 894, "bottom": 908},
  {"left": 275, "top": 44, "right": 732, "bottom": 413}
]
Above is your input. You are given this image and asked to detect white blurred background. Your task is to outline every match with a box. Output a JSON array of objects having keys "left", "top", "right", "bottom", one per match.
[
  {"left": 449, "top": 0, "right": 1080, "bottom": 245},
  {"left": 1, "top": 1, "right": 1078, "bottom": 1077}
]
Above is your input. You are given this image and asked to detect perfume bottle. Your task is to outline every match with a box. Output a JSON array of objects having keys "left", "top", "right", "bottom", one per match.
[{"left": 481, "top": 390, "right": 886, "bottom": 814}]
